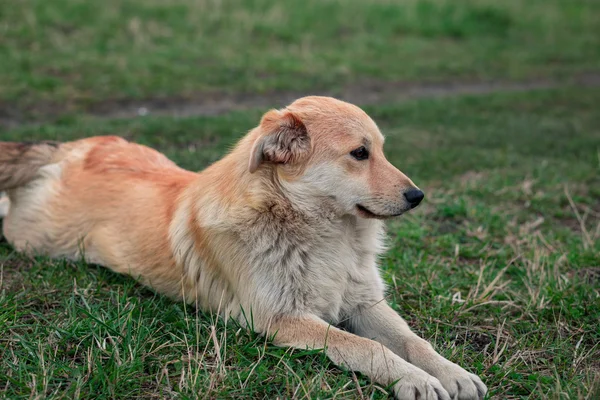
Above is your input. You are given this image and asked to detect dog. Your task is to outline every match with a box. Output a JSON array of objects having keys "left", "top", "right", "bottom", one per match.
[{"left": 0, "top": 96, "right": 487, "bottom": 399}]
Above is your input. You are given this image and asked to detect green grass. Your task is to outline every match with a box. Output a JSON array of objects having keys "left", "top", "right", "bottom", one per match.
[
  {"left": 1, "top": 0, "right": 599, "bottom": 115},
  {"left": 1, "top": 88, "right": 599, "bottom": 399}
]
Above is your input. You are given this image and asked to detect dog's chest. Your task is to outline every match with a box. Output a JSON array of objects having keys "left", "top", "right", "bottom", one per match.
[
  {"left": 301, "top": 228, "right": 376, "bottom": 321},
  {"left": 245, "top": 215, "right": 385, "bottom": 323}
]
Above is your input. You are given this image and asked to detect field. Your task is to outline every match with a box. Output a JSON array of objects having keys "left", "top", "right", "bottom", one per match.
[{"left": 1, "top": 1, "right": 599, "bottom": 399}]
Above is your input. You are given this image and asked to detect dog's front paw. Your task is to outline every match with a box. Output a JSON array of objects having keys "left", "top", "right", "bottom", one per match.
[
  {"left": 393, "top": 371, "right": 451, "bottom": 400},
  {"left": 434, "top": 363, "right": 487, "bottom": 400}
]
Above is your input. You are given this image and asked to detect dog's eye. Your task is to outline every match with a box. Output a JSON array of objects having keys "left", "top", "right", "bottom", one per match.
[{"left": 350, "top": 146, "right": 369, "bottom": 161}]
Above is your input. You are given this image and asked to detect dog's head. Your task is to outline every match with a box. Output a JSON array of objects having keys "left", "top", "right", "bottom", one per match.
[{"left": 248, "top": 96, "right": 423, "bottom": 219}]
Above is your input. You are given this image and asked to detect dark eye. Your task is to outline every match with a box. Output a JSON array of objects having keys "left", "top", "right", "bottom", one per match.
[{"left": 350, "top": 146, "right": 369, "bottom": 161}]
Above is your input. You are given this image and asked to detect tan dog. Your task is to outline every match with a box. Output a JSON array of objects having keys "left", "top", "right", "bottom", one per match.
[{"left": 0, "top": 97, "right": 486, "bottom": 399}]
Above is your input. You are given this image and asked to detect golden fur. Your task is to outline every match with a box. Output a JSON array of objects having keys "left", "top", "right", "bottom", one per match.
[{"left": 0, "top": 96, "right": 486, "bottom": 399}]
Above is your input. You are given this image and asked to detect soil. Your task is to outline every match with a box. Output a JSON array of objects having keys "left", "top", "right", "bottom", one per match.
[{"left": 2, "top": 72, "right": 600, "bottom": 129}]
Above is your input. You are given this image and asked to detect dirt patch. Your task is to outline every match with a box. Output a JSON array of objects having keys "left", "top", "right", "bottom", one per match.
[
  {"left": 0, "top": 256, "right": 31, "bottom": 292},
  {"left": 568, "top": 267, "right": 600, "bottom": 286},
  {"left": 454, "top": 331, "right": 493, "bottom": 352},
  {"left": 1, "top": 219, "right": 32, "bottom": 292},
  {"left": 555, "top": 215, "right": 586, "bottom": 234},
  {"left": 555, "top": 200, "right": 600, "bottom": 238},
  {"left": 458, "top": 171, "right": 489, "bottom": 188},
  {"left": 2, "top": 72, "right": 600, "bottom": 129},
  {"left": 436, "top": 220, "right": 462, "bottom": 234}
]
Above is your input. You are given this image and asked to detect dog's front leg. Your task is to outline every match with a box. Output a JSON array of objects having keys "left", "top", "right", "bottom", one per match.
[
  {"left": 348, "top": 302, "right": 487, "bottom": 400},
  {"left": 267, "top": 314, "right": 450, "bottom": 400}
]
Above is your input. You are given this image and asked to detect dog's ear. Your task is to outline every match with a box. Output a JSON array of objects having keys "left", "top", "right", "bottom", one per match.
[{"left": 248, "top": 109, "right": 311, "bottom": 173}]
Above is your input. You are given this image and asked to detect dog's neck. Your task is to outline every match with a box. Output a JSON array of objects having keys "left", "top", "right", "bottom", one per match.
[{"left": 194, "top": 133, "right": 340, "bottom": 224}]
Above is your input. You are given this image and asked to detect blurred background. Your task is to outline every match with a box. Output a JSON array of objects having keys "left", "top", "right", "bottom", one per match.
[
  {"left": 1, "top": 0, "right": 599, "bottom": 120},
  {"left": 1, "top": 1, "right": 599, "bottom": 399}
]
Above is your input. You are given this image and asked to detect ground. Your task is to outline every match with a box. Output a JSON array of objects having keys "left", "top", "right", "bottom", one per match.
[{"left": 0, "top": 1, "right": 599, "bottom": 399}]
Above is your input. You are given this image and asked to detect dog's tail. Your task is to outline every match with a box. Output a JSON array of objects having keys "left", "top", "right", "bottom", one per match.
[{"left": 0, "top": 141, "right": 61, "bottom": 191}]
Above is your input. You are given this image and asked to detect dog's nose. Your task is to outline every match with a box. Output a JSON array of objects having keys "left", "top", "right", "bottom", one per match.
[{"left": 404, "top": 189, "right": 424, "bottom": 208}]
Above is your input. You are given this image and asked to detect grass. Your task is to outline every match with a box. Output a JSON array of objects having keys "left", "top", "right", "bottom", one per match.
[
  {"left": 1, "top": 88, "right": 599, "bottom": 399},
  {"left": 1, "top": 0, "right": 599, "bottom": 398},
  {"left": 1, "top": 0, "right": 599, "bottom": 115}
]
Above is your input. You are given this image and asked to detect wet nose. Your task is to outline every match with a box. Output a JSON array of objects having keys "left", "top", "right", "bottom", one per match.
[{"left": 404, "top": 189, "right": 424, "bottom": 208}]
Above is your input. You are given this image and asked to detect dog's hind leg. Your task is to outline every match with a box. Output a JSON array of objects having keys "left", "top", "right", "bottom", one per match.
[{"left": 0, "top": 192, "right": 9, "bottom": 218}]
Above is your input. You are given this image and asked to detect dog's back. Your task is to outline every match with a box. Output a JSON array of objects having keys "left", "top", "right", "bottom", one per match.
[{"left": 1, "top": 136, "right": 199, "bottom": 297}]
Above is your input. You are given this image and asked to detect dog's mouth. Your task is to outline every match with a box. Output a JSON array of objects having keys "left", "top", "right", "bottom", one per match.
[{"left": 356, "top": 204, "right": 402, "bottom": 219}]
